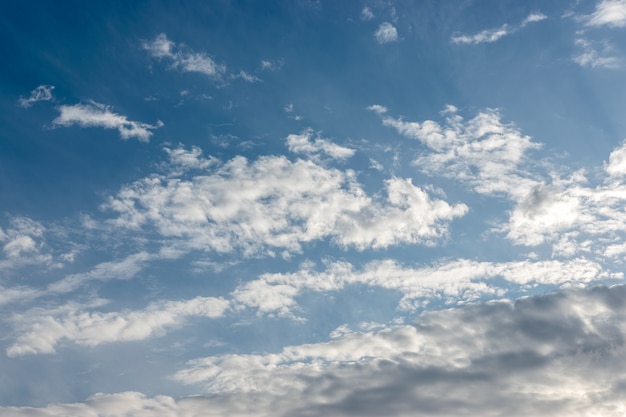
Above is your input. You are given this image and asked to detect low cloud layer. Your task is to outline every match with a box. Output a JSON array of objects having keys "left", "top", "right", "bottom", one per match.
[{"left": 4, "top": 285, "right": 626, "bottom": 416}]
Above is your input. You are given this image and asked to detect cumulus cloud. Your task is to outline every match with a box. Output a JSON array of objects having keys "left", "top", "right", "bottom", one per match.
[
  {"left": 232, "top": 257, "right": 612, "bottom": 316},
  {"left": 18, "top": 85, "right": 55, "bottom": 108},
  {"left": 143, "top": 33, "right": 226, "bottom": 79},
  {"left": 286, "top": 129, "right": 355, "bottom": 160},
  {"left": 103, "top": 148, "right": 467, "bottom": 255},
  {"left": 7, "top": 296, "right": 230, "bottom": 357},
  {"left": 375, "top": 22, "right": 398, "bottom": 44},
  {"left": 586, "top": 0, "right": 626, "bottom": 27},
  {"left": 378, "top": 106, "right": 541, "bottom": 197},
  {"left": 451, "top": 12, "right": 546, "bottom": 45},
  {"left": 52, "top": 101, "right": 163, "bottom": 141}
]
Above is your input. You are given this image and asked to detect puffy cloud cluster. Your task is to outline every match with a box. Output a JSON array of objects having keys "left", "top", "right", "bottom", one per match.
[
  {"left": 375, "top": 105, "right": 626, "bottom": 253},
  {"left": 103, "top": 147, "right": 467, "bottom": 255}
]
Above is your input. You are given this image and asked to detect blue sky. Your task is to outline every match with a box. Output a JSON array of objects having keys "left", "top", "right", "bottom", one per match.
[{"left": 3, "top": 1, "right": 626, "bottom": 415}]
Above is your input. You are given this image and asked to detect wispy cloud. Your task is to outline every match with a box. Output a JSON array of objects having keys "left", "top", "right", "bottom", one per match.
[
  {"left": 286, "top": 129, "right": 355, "bottom": 160},
  {"left": 52, "top": 101, "right": 163, "bottom": 141},
  {"left": 452, "top": 12, "right": 547, "bottom": 45},
  {"left": 7, "top": 296, "right": 229, "bottom": 357},
  {"left": 18, "top": 85, "right": 55, "bottom": 108},
  {"left": 232, "top": 257, "right": 610, "bottom": 316},
  {"left": 361, "top": 6, "right": 374, "bottom": 21},
  {"left": 143, "top": 33, "right": 226, "bottom": 79},
  {"left": 573, "top": 38, "right": 620, "bottom": 68},
  {"left": 585, "top": 0, "right": 626, "bottom": 27},
  {"left": 231, "top": 70, "right": 261, "bottom": 83},
  {"left": 375, "top": 22, "right": 398, "bottom": 44}
]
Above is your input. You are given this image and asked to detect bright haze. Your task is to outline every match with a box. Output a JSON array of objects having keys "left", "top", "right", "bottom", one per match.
[{"left": 2, "top": 1, "right": 626, "bottom": 416}]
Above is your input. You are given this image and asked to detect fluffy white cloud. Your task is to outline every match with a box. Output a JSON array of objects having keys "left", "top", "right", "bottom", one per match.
[
  {"left": 143, "top": 33, "right": 226, "bottom": 79},
  {"left": 103, "top": 148, "right": 467, "bottom": 255},
  {"left": 53, "top": 101, "right": 163, "bottom": 141},
  {"left": 7, "top": 296, "right": 230, "bottom": 357},
  {"left": 379, "top": 106, "right": 541, "bottom": 197},
  {"left": 375, "top": 106, "right": 626, "bottom": 252},
  {"left": 375, "top": 22, "right": 398, "bottom": 44},
  {"left": 586, "top": 0, "right": 626, "bottom": 27},
  {"left": 286, "top": 129, "right": 355, "bottom": 160},
  {"left": 452, "top": 12, "right": 546, "bottom": 45},
  {"left": 18, "top": 85, "right": 55, "bottom": 108},
  {"left": 232, "top": 257, "right": 611, "bottom": 315}
]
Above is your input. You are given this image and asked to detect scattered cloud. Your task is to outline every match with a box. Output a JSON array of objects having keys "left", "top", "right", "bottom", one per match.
[
  {"left": 452, "top": 12, "right": 547, "bottom": 45},
  {"left": 573, "top": 38, "right": 620, "bottom": 68},
  {"left": 7, "top": 296, "right": 230, "bottom": 357},
  {"left": 18, "top": 85, "right": 55, "bottom": 108},
  {"left": 585, "top": 0, "right": 626, "bottom": 27},
  {"left": 375, "top": 22, "right": 398, "bottom": 44},
  {"left": 286, "top": 129, "right": 355, "bottom": 160},
  {"left": 52, "top": 101, "right": 163, "bottom": 141},
  {"left": 374, "top": 106, "right": 626, "bottom": 253},
  {"left": 143, "top": 33, "right": 226, "bottom": 79}
]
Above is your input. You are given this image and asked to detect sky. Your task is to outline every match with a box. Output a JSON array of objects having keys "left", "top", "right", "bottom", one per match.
[{"left": 2, "top": 0, "right": 626, "bottom": 415}]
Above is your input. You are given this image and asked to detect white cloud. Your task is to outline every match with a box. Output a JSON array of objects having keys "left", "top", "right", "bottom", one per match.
[
  {"left": 18, "top": 85, "right": 55, "bottom": 108},
  {"left": 232, "top": 70, "right": 261, "bottom": 83},
  {"left": 103, "top": 150, "right": 467, "bottom": 255},
  {"left": 375, "top": 22, "right": 398, "bottom": 44},
  {"left": 606, "top": 141, "right": 626, "bottom": 176},
  {"left": 379, "top": 106, "right": 541, "bottom": 197},
  {"left": 286, "top": 129, "right": 355, "bottom": 160},
  {"left": 0, "top": 217, "right": 53, "bottom": 272},
  {"left": 143, "top": 33, "right": 226, "bottom": 79},
  {"left": 586, "top": 0, "right": 626, "bottom": 27},
  {"left": 361, "top": 6, "right": 374, "bottom": 21},
  {"left": 7, "top": 296, "right": 230, "bottom": 357},
  {"left": 375, "top": 106, "right": 626, "bottom": 252},
  {"left": 573, "top": 38, "right": 620, "bottom": 68},
  {"left": 521, "top": 12, "right": 548, "bottom": 26},
  {"left": 164, "top": 145, "right": 219, "bottom": 172},
  {"left": 366, "top": 104, "right": 388, "bottom": 114},
  {"left": 232, "top": 257, "right": 610, "bottom": 316},
  {"left": 52, "top": 101, "right": 163, "bottom": 141},
  {"left": 452, "top": 12, "right": 546, "bottom": 45}
]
